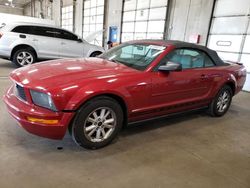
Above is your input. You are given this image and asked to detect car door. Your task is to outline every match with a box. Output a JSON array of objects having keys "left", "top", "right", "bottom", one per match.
[
  {"left": 11, "top": 25, "right": 38, "bottom": 51},
  {"left": 30, "top": 26, "right": 61, "bottom": 59},
  {"left": 150, "top": 48, "right": 215, "bottom": 108},
  {"left": 53, "top": 28, "right": 85, "bottom": 58}
]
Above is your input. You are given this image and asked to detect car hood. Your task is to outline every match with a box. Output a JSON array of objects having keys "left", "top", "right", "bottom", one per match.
[{"left": 10, "top": 58, "right": 138, "bottom": 90}]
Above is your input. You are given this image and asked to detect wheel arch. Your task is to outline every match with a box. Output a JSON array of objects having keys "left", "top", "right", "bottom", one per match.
[
  {"left": 224, "top": 81, "right": 236, "bottom": 95},
  {"left": 79, "top": 93, "right": 128, "bottom": 123},
  {"left": 89, "top": 51, "right": 103, "bottom": 57},
  {"left": 11, "top": 44, "right": 37, "bottom": 60},
  {"left": 67, "top": 93, "right": 129, "bottom": 132}
]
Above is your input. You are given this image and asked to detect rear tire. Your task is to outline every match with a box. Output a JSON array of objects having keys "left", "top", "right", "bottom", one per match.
[
  {"left": 90, "top": 51, "right": 102, "bottom": 57},
  {"left": 208, "top": 85, "right": 233, "bottom": 117},
  {"left": 12, "top": 48, "right": 36, "bottom": 67},
  {"left": 71, "top": 96, "right": 123, "bottom": 149}
]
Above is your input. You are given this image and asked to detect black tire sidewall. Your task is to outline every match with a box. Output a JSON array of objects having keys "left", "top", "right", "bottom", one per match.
[
  {"left": 13, "top": 49, "right": 36, "bottom": 67},
  {"left": 211, "top": 85, "right": 233, "bottom": 117},
  {"left": 72, "top": 97, "right": 123, "bottom": 149}
]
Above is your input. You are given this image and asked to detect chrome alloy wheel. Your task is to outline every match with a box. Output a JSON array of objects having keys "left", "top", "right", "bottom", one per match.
[
  {"left": 84, "top": 107, "right": 117, "bottom": 143},
  {"left": 217, "top": 90, "right": 230, "bottom": 113},
  {"left": 16, "top": 52, "right": 34, "bottom": 66}
]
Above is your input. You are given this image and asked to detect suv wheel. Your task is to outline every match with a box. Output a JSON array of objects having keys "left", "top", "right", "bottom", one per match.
[
  {"left": 71, "top": 96, "right": 123, "bottom": 149},
  {"left": 12, "top": 48, "right": 36, "bottom": 67},
  {"left": 208, "top": 85, "right": 233, "bottom": 117}
]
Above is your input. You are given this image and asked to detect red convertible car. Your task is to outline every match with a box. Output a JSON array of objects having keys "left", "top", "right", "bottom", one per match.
[{"left": 3, "top": 40, "right": 246, "bottom": 149}]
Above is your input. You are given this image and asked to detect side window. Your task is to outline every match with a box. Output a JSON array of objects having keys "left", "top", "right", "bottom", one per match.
[
  {"left": 62, "top": 30, "right": 78, "bottom": 41},
  {"left": 12, "top": 26, "right": 32, "bottom": 34},
  {"left": 54, "top": 29, "right": 78, "bottom": 41},
  {"left": 159, "top": 49, "right": 191, "bottom": 68},
  {"left": 33, "top": 26, "right": 58, "bottom": 38},
  {"left": 181, "top": 49, "right": 204, "bottom": 69},
  {"left": 166, "top": 49, "right": 183, "bottom": 64},
  {"left": 159, "top": 48, "right": 215, "bottom": 69},
  {"left": 204, "top": 55, "right": 215, "bottom": 67},
  {"left": 36, "top": 27, "right": 57, "bottom": 37}
]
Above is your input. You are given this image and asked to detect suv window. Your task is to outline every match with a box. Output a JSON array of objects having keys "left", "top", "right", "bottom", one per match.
[
  {"left": 32, "top": 26, "right": 57, "bottom": 37},
  {"left": 12, "top": 25, "right": 56, "bottom": 38},
  {"left": 12, "top": 26, "right": 32, "bottom": 34},
  {"left": 53, "top": 28, "right": 78, "bottom": 41},
  {"left": 12, "top": 25, "right": 78, "bottom": 41},
  {"left": 159, "top": 48, "right": 215, "bottom": 69}
]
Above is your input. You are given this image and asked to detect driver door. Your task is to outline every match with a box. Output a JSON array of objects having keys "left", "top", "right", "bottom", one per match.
[
  {"left": 53, "top": 28, "right": 85, "bottom": 58},
  {"left": 150, "top": 48, "right": 215, "bottom": 108}
]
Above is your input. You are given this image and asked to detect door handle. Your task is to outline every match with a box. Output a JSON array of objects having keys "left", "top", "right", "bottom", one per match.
[
  {"left": 32, "top": 39, "right": 38, "bottom": 41},
  {"left": 19, "top": 34, "right": 26, "bottom": 38},
  {"left": 61, "top": 42, "right": 66, "bottom": 45}
]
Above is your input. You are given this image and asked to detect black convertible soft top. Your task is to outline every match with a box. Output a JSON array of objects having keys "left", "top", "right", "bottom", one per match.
[{"left": 129, "top": 40, "right": 226, "bottom": 66}]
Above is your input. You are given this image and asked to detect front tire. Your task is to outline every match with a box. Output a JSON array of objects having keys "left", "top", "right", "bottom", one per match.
[
  {"left": 208, "top": 85, "right": 233, "bottom": 117},
  {"left": 71, "top": 96, "right": 123, "bottom": 149},
  {"left": 12, "top": 48, "right": 36, "bottom": 67}
]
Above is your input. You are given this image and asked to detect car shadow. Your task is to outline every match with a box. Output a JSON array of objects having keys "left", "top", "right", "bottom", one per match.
[
  {"left": 16, "top": 109, "right": 208, "bottom": 155},
  {"left": 18, "top": 106, "right": 244, "bottom": 163},
  {"left": 16, "top": 99, "right": 245, "bottom": 155},
  {"left": 0, "top": 60, "right": 17, "bottom": 68},
  {"left": 121, "top": 109, "right": 207, "bottom": 137}
]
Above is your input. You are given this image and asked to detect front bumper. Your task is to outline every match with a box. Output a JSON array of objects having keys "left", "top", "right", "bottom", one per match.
[{"left": 3, "top": 86, "right": 75, "bottom": 139}]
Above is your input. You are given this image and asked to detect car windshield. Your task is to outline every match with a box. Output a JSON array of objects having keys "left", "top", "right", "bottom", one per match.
[{"left": 100, "top": 43, "right": 166, "bottom": 71}]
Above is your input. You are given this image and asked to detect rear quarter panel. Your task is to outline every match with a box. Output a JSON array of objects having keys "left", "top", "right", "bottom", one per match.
[
  {"left": 209, "top": 64, "right": 246, "bottom": 97},
  {"left": 0, "top": 31, "right": 21, "bottom": 57},
  {"left": 223, "top": 63, "right": 246, "bottom": 94},
  {"left": 5, "top": 32, "right": 38, "bottom": 57}
]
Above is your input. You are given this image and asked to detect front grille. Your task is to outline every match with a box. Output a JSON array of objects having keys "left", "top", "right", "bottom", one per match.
[{"left": 15, "top": 84, "right": 26, "bottom": 101}]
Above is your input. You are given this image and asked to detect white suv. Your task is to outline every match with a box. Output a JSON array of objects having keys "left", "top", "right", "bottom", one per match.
[{"left": 0, "top": 22, "right": 104, "bottom": 67}]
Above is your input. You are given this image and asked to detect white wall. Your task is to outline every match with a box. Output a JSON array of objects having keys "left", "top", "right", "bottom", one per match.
[
  {"left": 23, "top": 0, "right": 53, "bottom": 19},
  {"left": 0, "top": 13, "right": 55, "bottom": 25},
  {"left": 52, "top": 0, "right": 61, "bottom": 26},
  {"left": 23, "top": 0, "right": 63, "bottom": 27},
  {"left": 167, "top": 0, "right": 214, "bottom": 45},
  {"left": 73, "top": 0, "right": 123, "bottom": 47},
  {"left": 74, "top": 0, "right": 83, "bottom": 36},
  {"left": 103, "top": 0, "right": 214, "bottom": 45},
  {"left": 105, "top": 0, "right": 123, "bottom": 45},
  {"left": 0, "top": 5, "right": 23, "bottom": 15},
  {"left": 3, "top": 0, "right": 215, "bottom": 47},
  {"left": 62, "top": 0, "right": 73, "bottom": 7}
]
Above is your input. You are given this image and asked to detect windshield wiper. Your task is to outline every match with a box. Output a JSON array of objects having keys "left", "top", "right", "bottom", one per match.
[{"left": 108, "top": 59, "right": 134, "bottom": 69}]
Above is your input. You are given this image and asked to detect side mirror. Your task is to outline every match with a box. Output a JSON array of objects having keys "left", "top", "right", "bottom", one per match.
[{"left": 158, "top": 62, "right": 182, "bottom": 72}]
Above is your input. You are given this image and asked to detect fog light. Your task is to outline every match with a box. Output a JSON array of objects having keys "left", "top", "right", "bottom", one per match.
[{"left": 27, "top": 117, "right": 59, "bottom": 125}]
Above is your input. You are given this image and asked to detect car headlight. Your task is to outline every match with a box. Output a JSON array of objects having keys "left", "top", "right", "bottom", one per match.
[{"left": 30, "top": 90, "right": 57, "bottom": 111}]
